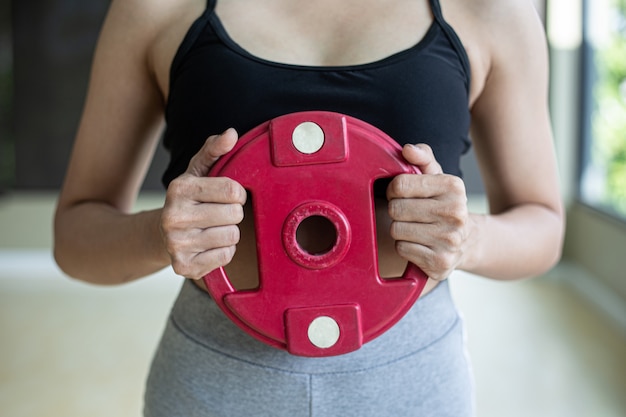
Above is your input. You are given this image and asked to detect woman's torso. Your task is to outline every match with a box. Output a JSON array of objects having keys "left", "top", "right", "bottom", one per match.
[{"left": 148, "top": 0, "right": 482, "bottom": 292}]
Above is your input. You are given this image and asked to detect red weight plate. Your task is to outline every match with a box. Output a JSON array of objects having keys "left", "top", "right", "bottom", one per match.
[{"left": 203, "top": 111, "right": 428, "bottom": 357}]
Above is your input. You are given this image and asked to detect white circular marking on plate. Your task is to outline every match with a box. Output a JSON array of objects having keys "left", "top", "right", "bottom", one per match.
[
  {"left": 307, "top": 316, "right": 340, "bottom": 348},
  {"left": 292, "top": 122, "right": 325, "bottom": 154}
]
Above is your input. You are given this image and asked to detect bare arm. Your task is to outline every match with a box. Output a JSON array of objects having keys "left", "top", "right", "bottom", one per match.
[
  {"left": 387, "top": 0, "right": 564, "bottom": 281},
  {"left": 465, "top": 0, "right": 564, "bottom": 279},
  {"left": 53, "top": 0, "right": 245, "bottom": 285},
  {"left": 53, "top": 0, "right": 170, "bottom": 284}
]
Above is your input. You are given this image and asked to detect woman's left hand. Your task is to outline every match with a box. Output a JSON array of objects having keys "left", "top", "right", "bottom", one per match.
[{"left": 387, "top": 144, "right": 474, "bottom": 281}]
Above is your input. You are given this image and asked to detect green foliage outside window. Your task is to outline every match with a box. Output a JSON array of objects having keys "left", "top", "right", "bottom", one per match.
[{"left": 588, "top": 0, "right": 626, "bottom": 217}]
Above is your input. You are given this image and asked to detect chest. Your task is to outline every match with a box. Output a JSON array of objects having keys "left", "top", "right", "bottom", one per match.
[
  {"left": 152, "top": 0, "right": 436, "bottom": 97},
  {"left": 213, "top": 0, "right": 433, "bottom": 66}
]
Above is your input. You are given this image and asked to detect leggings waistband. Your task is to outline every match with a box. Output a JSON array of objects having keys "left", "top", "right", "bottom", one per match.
[{"left": 169, "top": 279, "right": 460, "bottom": 374}]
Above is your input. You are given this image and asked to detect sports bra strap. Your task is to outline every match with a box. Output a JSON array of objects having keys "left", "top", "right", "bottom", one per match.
[
  {"left": 429, "top": 0, "right": 445, "bottom": 21},
  {"left": 428, "top": 0, "right": 471, "bottom": 89}
]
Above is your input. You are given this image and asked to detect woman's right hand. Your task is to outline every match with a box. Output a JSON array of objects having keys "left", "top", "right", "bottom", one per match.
[{"left": 160, "top": 128, "right": 247, "bottom": 279}]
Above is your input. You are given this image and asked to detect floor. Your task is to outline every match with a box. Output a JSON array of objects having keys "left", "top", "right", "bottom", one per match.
[
  {"left": 1, "top": 194, "right": 625, "bottom": 416},
  {"left": 1, "top": 256, "right": 625, "bottom": 417}
]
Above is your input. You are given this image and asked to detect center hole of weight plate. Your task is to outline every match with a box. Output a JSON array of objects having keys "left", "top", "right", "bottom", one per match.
[
  {"left": 296, "top": 215, "right": 338, "bottom": 256},
  {"left": 292, "top": 122, "right": 325, "bottom": 154}
]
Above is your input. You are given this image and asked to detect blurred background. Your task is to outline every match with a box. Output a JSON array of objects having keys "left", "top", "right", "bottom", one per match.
[{"left": 1, "top": 0, "right": 625, "bottom": 416}]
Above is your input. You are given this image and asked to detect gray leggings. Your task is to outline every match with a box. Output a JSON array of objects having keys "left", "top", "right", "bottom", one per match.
[{"left": 144, "top": 280, "right": 475, "bottom": 417}]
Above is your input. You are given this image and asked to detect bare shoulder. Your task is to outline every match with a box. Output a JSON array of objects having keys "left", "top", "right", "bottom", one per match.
[
  {"left": 104, "top": 0, "right": 199, "bottom": 31},
  {"left": 94, "top": 0, "right": 186, "bottom": 64},
  {"left": 477, "top": 0, "right": 546, "bottom": 50},
  {"left": 447, "top": 0, "right": 545, "bottom": 37},
  {"left": 101, "top": 0, "right": 204, "bottom": 95},
  {"left": 442, "top": 0, "right": 547, "bottom": 104}
]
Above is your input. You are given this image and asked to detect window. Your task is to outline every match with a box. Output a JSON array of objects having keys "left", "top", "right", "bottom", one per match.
[{"left": 580, "top": 0, "right": 626, "bottom": 219}]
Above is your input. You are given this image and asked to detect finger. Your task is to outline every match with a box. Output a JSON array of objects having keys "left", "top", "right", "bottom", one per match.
[
  {"left": 388, "top": 198, "right": 438, "bottom": 223},
  {"left": 186, "top": 128, "right": 239, "bottom": 177},
  {"left": 388, "top": 189, "right": 468, "bottom": 223},
  {"left": 394, "top": 240, "right": 453, "bottom": 281},
  {"left": 387, "top": 172, "right": 465, "bottom": 200},
  {"left": 402, "top": 144, "right": 443, "bottom": 175},
  {"left": 390, "top": 221, "right": 465, "bottom": 251},
  {"left": 166, "top": 223, "right": 241, "bottom": 278},
  {"left": 166, "top": 223, "right": 241, "bottom": 251},
  {"left": 188, "top": 225, "right": 242, "bottom": 253},
  {"left": 173, "top": 202, "right": 245, "bottom": 229},
  {"left": 168, "top": 175, "right": 247, "bottom": 205},
  {"left": 171, "top": 245, "right": 237, "bottom": 280},
  {"left": 190, "top": 246, "right": 237, "bottom": 279}
]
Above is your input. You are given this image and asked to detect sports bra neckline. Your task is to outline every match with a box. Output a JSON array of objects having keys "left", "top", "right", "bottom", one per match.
[{"left": 205, "top": 0, "right": 441, "bottom": 72}]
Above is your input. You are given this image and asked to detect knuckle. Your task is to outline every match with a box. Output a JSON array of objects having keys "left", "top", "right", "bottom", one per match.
[
  {"left": 221, "top": 179, "right": 244, "bottom": 202},
  {"left": 161, "top": 230, "right": 182, "bottom": 254},
  {"left": 450, "top": 210, "right": 467, "bottom": 228},
  {"left": 428, "top": 254, "right": 444, "bottom": 272},
  {"left": 162, "top": 236, "right": 176, "bottom": 254},
  {"left": 453, "top": 206, "right": 468, "bottom": 228},
  {"left": 418, "top": 175, "right": 432, "bottom": 191},
  {"left": 395, "top": 240, "right": 411, "bottom": 258},
  {"left": 226, "top": 226, "right": 241, "bottom": 245},
  {"left": 230, "top": 204, "right": 245, "bottom": 223},
  {"left": 422, "top": 251, "right": 437, "bottom": 270},
  {"left": 443, "top": 254, "right": 457, "bottom": 271},
  {"left": 432, "top": 252, "right": 456, "bottom": 272},
  {"left": 167, "top": 175, "right": 193, "bottom": 197},
  {"left": 444, "top": 175, "right": 466, "bottom": 195},
  {"left": 438, "top": 203, "right": 466, "bottom": 226},
  {"left": 161, "top": 209, "right": 189, "bottom": 232},
  {"left": 441, "top": 230, "right": 463, "bottom": 248},
  {"left": 160, "top": 206, "right": 176, "bottom": 225},
  {"left": 389, "top": 175, "right": 410, "bottom": 196},
  {"left": 387, "top": 178, "right": 400, "bottom": 196},
  {"left": 416, "top": 143, "right": 433, "bottom": 155},
  {"left": 171, "top": 257, "right": 193, "bottom": 277},
  {"left": 159, "top": 212, "right": 174, "bottom": 232},
  {"left": 388, "top": 200, "right": 403, "bottom": 220},
  {"left": 215, "top": 246, "right": 236, "bottom": 267},
  {"left": 389, "top": 221, "right": 405, "bottom": 240}
]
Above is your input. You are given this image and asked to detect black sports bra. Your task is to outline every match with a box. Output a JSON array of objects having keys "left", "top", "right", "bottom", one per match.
[{"left": 161, "top": 0, "right": 472, "bottom": 189}]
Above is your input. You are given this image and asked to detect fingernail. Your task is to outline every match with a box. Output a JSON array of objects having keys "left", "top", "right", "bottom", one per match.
[
  {"left": 406, "top": 144, "right": 419, "bottom": 153},
  {"left": 222, "top": 127, "right": 237, "bottom": 136}
]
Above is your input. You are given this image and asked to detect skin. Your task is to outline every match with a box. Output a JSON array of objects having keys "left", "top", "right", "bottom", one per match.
[{"left": 54, "top": 0, "right": 564, "bottom": 297}]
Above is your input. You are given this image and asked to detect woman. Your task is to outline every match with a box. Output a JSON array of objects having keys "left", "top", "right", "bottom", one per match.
[{"left": 54, "top": 0, "right": 564, "bottom": 415}]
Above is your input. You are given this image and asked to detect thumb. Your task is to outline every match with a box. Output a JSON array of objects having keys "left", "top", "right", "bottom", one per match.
[
  {"left": 402, "top": 144, "right": 443, "bottom": 175},
  {"left": 186, "top": 128, "right": 238, "bottom": 177}
]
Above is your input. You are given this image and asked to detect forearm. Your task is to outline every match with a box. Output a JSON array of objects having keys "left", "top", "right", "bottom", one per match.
[
  {"left": 461, "top": 203, "right": 564, "bottom": 280},
  {"left": 54, "top": 202, "right": 170, "bottom": 285}
]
